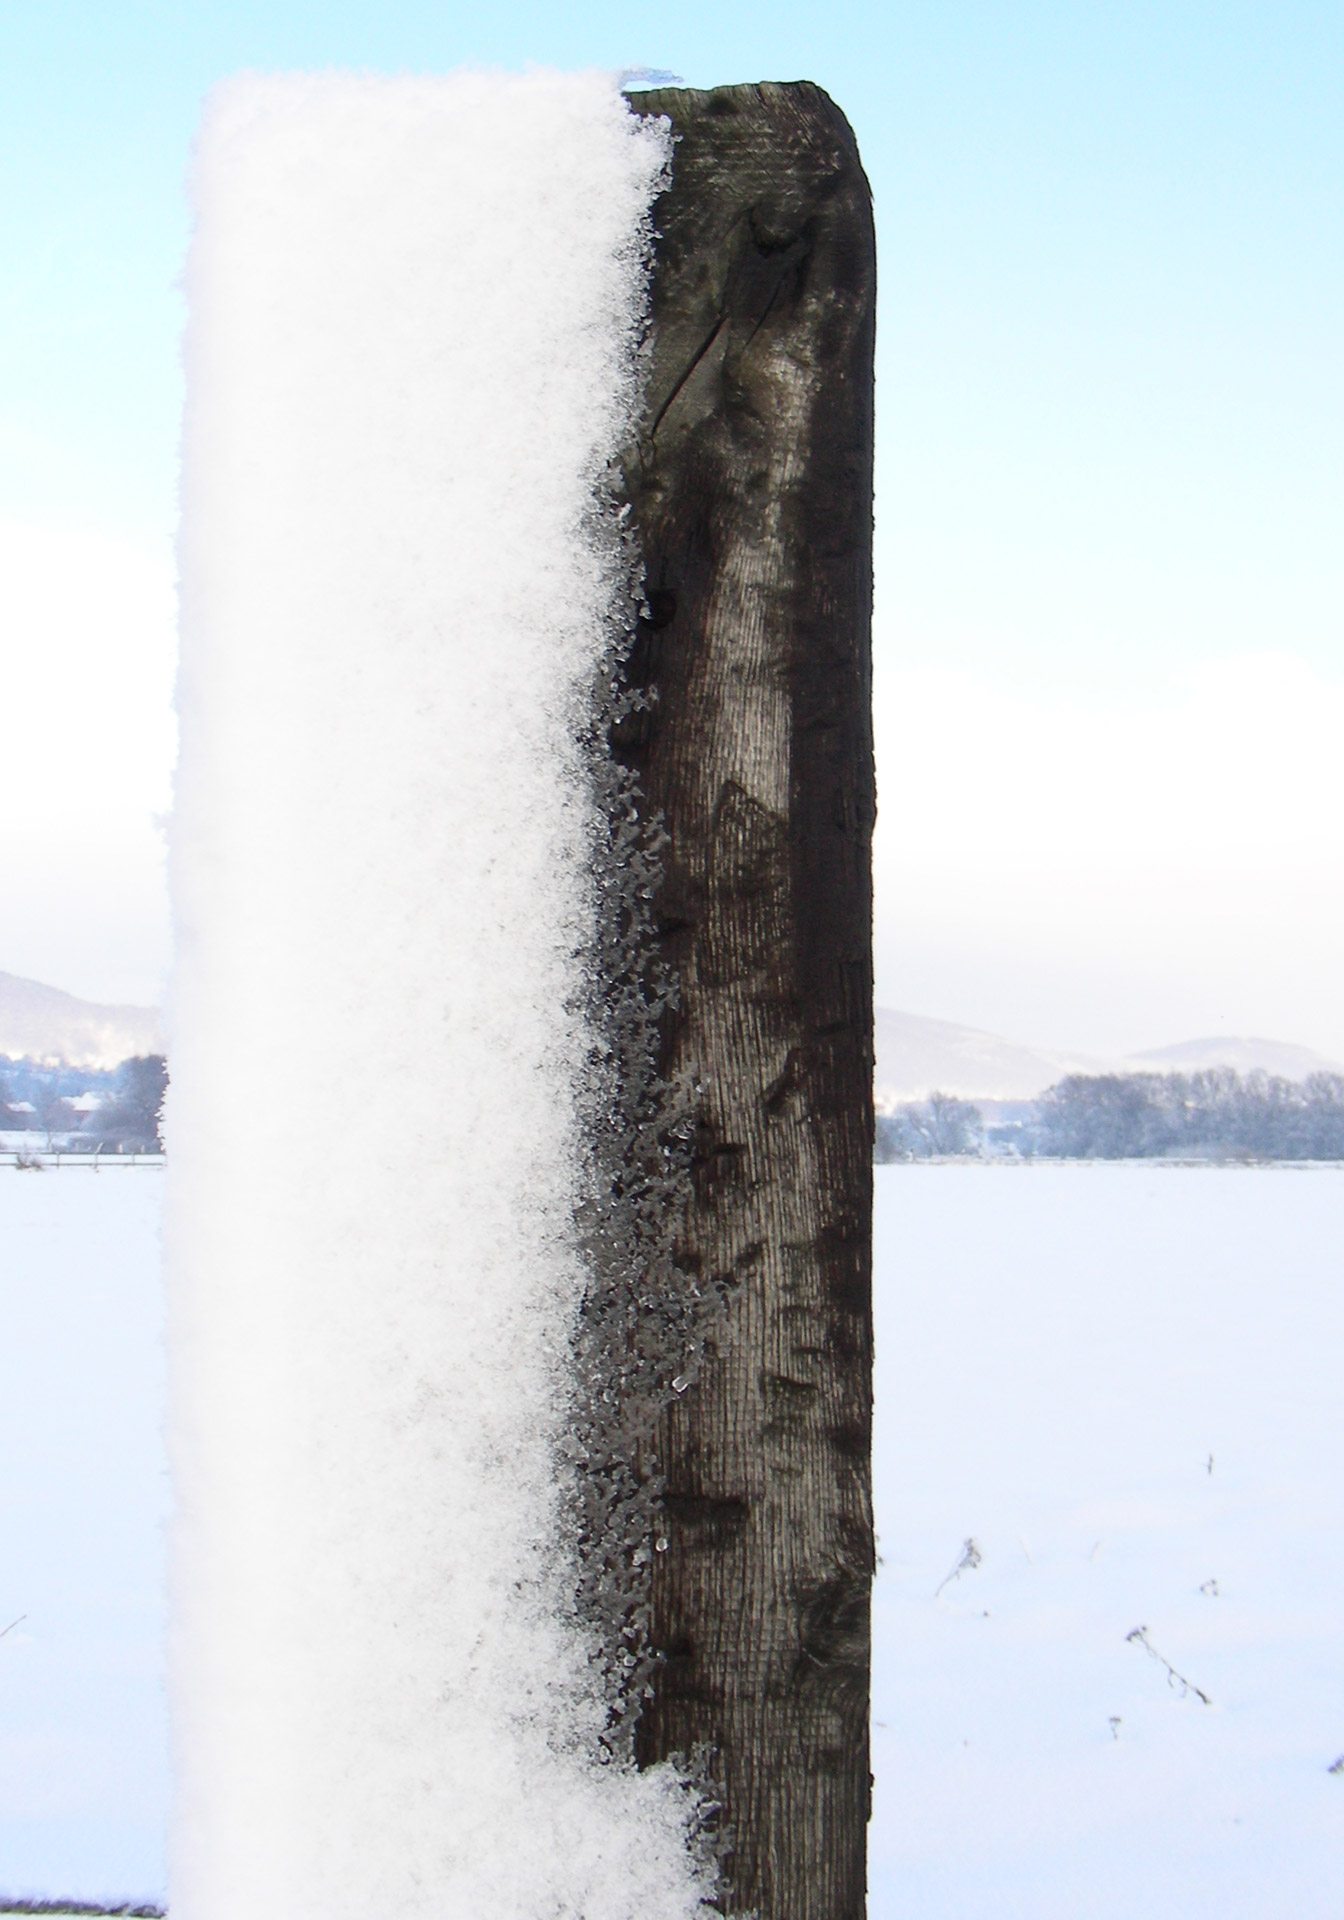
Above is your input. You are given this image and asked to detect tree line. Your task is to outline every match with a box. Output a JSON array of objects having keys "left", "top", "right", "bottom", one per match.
[
  {"left": 0, "top": 1055, "right": 167, "bottom": 1152},
  {"left": 877, "top": 1069, "right": 1344, "bottom": 1163}
]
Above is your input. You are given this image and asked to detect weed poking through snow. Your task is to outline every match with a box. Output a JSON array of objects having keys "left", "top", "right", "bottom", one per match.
[
  {"left": 935, "top": 1538, "right": 982, "bottom": 1598},
  {"left": 1126, "top": 1625, "right": 1211, "bottom": 1705}
]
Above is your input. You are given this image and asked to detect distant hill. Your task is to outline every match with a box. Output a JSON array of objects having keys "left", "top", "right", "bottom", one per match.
[
  {"left": 4, "top": 970, "right": 1335, "bottom": 1099},
  {"left": 1126, "top": 1036, "right": 1344, "bottom": 1080},
  {"left": 875, "top": 1009, "right": 1108, "bottom": 1104},
  {"left": 876, "top": 1008, "right": 1344, "bottom": 1105},
  {"left": 0, "top": 970, "right": 163, "bottom": 1068}
]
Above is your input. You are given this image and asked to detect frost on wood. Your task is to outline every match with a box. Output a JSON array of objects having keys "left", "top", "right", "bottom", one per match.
[
  {"left": 169, "top": 71, "right": 712, "bottom": 1920},
  {"left": 567, "top": 502, "right": 732, "bottom": 1782}
]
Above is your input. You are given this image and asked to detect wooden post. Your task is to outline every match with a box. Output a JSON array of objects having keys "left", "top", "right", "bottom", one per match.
[{"left": 622, "top": 82, "right": 876, "bottom": 1920}]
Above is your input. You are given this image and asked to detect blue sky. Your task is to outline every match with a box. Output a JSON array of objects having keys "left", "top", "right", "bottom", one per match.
[{"left": 4, "top": 2, "right": 1344, "bottom": 1053}]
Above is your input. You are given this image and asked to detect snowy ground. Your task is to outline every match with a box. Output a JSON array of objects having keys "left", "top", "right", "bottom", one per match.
[
  {"left": 2, "top": 1163, "right": 1342, "bottom": 1912},
  {"left": 872, "top": 1162, "right": 1344, "bottom": 1919},
  {"left": 0, "top": 1169, "right": 167, "bottom": 1909}
]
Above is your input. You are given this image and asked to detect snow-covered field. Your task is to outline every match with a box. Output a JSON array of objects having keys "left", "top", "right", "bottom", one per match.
[
  {"left": 2, "top": 1163, "right": 1342, "bottom": 1913},
  {"left": 0, "top": 1168, "right": 167, "bottom": 1908},
  {"left": 872, "top": 1163, "right": 1344, "bottom": 1919}
]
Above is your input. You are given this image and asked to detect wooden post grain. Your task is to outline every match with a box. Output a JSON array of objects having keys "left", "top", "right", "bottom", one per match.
[{"left": 621, "top": 81, "right": 876, "bottom": 1920}]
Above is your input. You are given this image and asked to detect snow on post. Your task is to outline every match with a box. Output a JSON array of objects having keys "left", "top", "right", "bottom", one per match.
[{"left": 168, "top": 73, "right": 708, "bottom": 1920}]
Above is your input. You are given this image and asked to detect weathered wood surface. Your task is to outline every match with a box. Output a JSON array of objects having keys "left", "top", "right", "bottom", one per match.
[{"left": 621, "top": 82, "right": 876, "bottom": 1920}]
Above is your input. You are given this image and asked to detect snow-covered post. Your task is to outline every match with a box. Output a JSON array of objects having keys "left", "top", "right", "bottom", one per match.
[
  {"left": 625, "top": 84, "right": 877, "bottom": 1920},
  {"left": 169, "top": 74, "right": 712, "bottom": 1920},
  {"left": 169, "top": 69, "right": 872, "bottom": 1920}
]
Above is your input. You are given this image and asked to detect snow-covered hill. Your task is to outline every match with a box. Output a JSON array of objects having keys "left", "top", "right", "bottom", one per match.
[
  {"left": 1128, "top": 1034, "right": 1344, "bottom": 1079},
  {"left": 874, "top": 1009, "right": 1108, "bottom": 1104},
  {"left": 0, "top": 971, "right": 162, "bottom": 1068},
  {"left": 876, "top": 1008, "right": 1344, "bottom": 1105}
]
